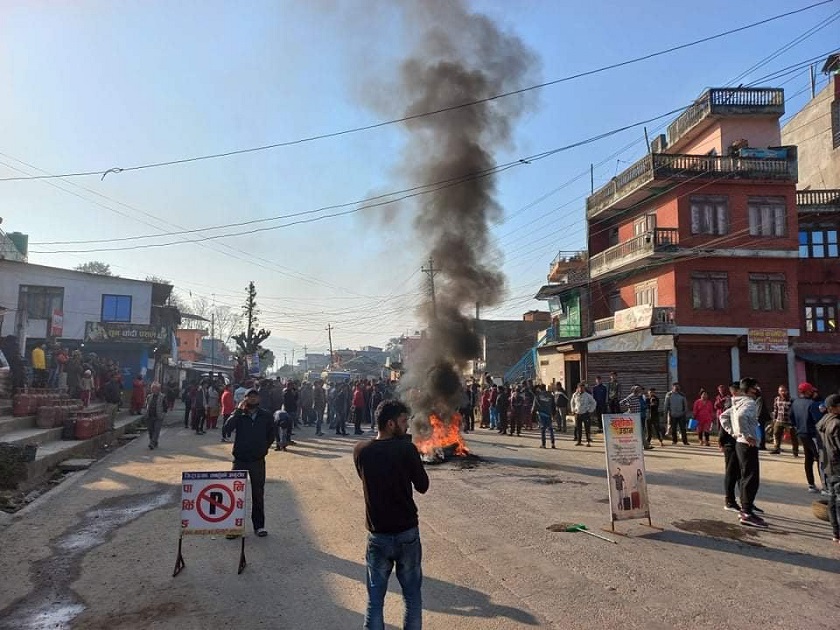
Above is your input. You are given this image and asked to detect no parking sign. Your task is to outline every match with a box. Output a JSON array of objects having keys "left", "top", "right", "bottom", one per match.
[{"left": 180, "top": 471, "right": 247, "bottom": 536}]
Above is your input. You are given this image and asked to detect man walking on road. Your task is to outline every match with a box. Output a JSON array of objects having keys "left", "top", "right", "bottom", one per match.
[
  {"left": 533, "top": 384, "right": 557, "bottom": 449},
  {"left": 222, "top": 388, "right": 275, "bottom": 537},
  {"left": 143, "top": 382, "right": 167, "bottom": 450},
  {"left": 354, "top": 400, "right": 429, "bottom": 630}
]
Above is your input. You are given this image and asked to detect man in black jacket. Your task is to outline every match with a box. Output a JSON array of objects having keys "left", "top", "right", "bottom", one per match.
[{"left": 222, "top": 388, "right": 275, "bottom": 537}]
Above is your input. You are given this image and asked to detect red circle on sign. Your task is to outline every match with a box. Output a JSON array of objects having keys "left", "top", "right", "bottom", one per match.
[{"left": 196, "top": 484, "right": 236, "bottom": 523}]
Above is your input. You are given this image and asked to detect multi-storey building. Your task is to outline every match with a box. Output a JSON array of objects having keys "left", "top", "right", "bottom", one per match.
[{"left": 538, "top": 86, "right": 805, "bottom": 398}]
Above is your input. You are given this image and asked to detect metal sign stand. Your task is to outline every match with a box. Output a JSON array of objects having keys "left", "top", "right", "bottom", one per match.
[
  {"left": 238, "top": 536, "right": 247, "bottom": 574},
  {"left": 172, "top": 534, "right": 247, "bottom": 577}
]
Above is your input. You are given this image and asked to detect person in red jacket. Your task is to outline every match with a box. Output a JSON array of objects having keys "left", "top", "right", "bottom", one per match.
[
  {"left": 480, "top": 388, "right": 491, "bottom": 428},
  {"left": 352, "top": 382, "right": 366, "bottom": 435},
  {"left": 130, "top": 375, "right": 146, "bottom": 415},
  {"left": 693, "top": 389, "right": 715, "bottom": 446},
  {"left": 220, "top": 383, "right": 235, "bottom": 443}
]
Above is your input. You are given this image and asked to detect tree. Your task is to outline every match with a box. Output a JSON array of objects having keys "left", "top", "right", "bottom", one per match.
[
  {"left": 231, "top": 282, "right": 271, "bottom": 358},
  {"left": 386, "top": 336, "right": 405, "bottom": 363},
  {"left": 181, "top": 295, "right": 240, "bottom": 345},
  {"left": 261, "top": 349, "right": 275, "bottom": 373},
  {"left": 75, "top": 261, "right": 112, "bottom": 275}
]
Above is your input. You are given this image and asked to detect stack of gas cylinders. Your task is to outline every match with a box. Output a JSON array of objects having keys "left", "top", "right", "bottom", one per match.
[{"left": 14, "top": 388, "right": 111, "bottom": 440}]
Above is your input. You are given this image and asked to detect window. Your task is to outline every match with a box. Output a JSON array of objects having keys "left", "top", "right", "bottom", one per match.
[
  {"left": 749, "top": 273, "right": 786, "bottom": 311},
  {"left": 633, "top": 214, "right": 656, "bottom": 237},
  {"left": 634, "top": 281, "right": 658, "bottom": 306},
  {"left": 799, "top": 227, "right": 839, "bottom": 258},
  {"left": 19, "top": 285, "right": 63, "bottom": 320},
  {"left": 804, "top": 297, "right": 838, "bottom": 333},
  {"left": 833, "top": 100, "right": 840, "bottom": 149},
  {"left": 691, "top": 272, "right": 728, "bottom": 310},
  {"left": 608, "top": 290, "right": 623, "bottom": 314},
  {"left": 608, "top": 227, "right": 619, "bottom": 247},
  {"left": 101, "top": 294, "right": 132, "bottom": 322},
  {"left": 748, "top": 197, "right": 786, "bottom": 236},
  {"left": 690, "top": 195, "right": 729, "bottom": 235}
]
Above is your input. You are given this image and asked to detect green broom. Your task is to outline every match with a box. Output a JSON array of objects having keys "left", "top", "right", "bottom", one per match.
[{"left": 547, "top": 522, "right": 617, "bottom": 543}]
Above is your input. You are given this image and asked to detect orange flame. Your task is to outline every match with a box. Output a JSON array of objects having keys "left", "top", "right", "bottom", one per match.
[{"left": 415, "top": 412, "right": 469, "bottom": 457}]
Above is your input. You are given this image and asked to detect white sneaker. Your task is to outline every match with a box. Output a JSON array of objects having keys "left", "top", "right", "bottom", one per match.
[{"left": 808, "top": 485, "right": 820, "bottom": 493}]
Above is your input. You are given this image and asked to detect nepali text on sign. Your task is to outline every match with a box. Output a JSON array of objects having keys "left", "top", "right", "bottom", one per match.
[{"left": 180, "top": 471, "right": 247, "bottom": 536}]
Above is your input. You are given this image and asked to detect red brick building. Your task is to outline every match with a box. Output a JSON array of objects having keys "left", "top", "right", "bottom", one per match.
[{"left": 581, "top": 87, "right": 802, "bottom": 398}]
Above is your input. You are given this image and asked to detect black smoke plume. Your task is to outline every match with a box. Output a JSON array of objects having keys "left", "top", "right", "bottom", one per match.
[{"left": 389, "top": 1, "right": 540, "bottom": 436}]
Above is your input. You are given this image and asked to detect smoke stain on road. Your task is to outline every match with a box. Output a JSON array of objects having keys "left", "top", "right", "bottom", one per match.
[
  {"left": 0, "top": 488, "right": 175, "bottom": 630},
  {"left": 672, "top": 518, "right": 764, "bottom": 547}
]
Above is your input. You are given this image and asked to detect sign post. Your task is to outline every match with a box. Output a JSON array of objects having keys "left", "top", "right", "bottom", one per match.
[
  {"left": 602, "top": 413, "right": 652, "bottom": 531},
  {"left": 174, "top": 471, "right": 248, "bottom": 576}
]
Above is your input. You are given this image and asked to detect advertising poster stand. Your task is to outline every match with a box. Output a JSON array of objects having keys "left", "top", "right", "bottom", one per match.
[{"left": 602, "top": 413, "right": 655, "bottom": 533}]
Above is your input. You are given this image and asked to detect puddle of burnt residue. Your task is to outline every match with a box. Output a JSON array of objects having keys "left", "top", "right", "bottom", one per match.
[
  {"left": 0, "top": 488, "right": 174, "bottom": 630},
  {"left": 672, "top": 518, "right": 764, "bottom": 547}
]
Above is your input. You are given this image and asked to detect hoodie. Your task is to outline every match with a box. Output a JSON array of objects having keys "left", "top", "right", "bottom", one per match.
[{"left": 719, "top": 395, "right": 759, "bottom": 445}]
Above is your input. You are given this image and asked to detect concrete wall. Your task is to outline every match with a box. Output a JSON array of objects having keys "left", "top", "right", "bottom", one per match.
[
  {"left": 781, "top": 75, "right": 840, "bottom": 190},
  {"left": 0, "top": 260, "right": 152, "bottom": 341},
  {"left": 474, "top": 319, "right": 548, "bottom": 377}
]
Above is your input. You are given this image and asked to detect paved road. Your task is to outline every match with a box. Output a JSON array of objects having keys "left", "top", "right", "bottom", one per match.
[{"left": 1, "top": 412, "right": 838, "bottom": 629}]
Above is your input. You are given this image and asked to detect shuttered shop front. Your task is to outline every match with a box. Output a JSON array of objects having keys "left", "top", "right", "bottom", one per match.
[
  {"left": 586, "top": 352, "right": 669, "bottom": 393},
  {"left": 678, "top": 343, "right": 732, "bottom": 400}
]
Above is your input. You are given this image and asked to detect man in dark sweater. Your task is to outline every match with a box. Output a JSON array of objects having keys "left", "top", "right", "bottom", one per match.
[
  {"left": 353, "top": 400, "right": 429, "bottom": 630},
  {"left": 222, "top": 388, "right": 275, "bottom": 537}
]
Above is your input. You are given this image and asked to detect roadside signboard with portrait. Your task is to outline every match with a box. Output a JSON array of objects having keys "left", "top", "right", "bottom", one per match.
[{"left": 602, "top": 413, "right": 651, "bottom": 529}]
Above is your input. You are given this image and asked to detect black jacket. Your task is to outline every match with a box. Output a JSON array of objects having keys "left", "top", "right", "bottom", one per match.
[{"left": 223, "top": 406, "right": 275, "bottom": 462}]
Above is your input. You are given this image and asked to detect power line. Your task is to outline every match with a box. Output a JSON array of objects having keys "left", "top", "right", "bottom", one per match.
[{"left": 0, "top": 0, "right": 832, "bottom": 184}]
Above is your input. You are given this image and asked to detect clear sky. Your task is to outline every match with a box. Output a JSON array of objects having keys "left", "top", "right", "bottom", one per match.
[{"left": 1, "top": 0, "right": 837, "bottom": 362}]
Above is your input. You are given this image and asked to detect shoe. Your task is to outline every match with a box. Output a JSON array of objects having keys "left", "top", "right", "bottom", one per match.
[
  {"left": 724, "top": 503, "right": 742, "bottom": 513},
  {"left": 341, "top": 431, "right": 348, "bottom": 436},
  {"left": 225, "top": 534, "right": 241, "bottom": 540},
  {"left": 793, "top": 453, "right": 800, "bottom": 458},
  {"left": 739, "top": 512, "right": 768, "bottom": 528},
  {"left": 256, "top": 529, "right": 268, "bottom": 537},
  {"left": 288, "top": 440, "right": 298, "bottom": 445},
  {"left": 808, "top": 485, "right": 820, "bottom": 494},
  {"left": 354, "top": 430, "right": 364, "bottom": 435},
  {"left": 643, "top": 445, "right": 654, "bottom": 450},
  {"left": 821, "top": 489, "right": 831, "bottom": 497},
  {"left": 659, "top": 440, "right": 664, "bottom": 447},
  {"left": 671, "top": 441, "right": 678, "bottom": 445},
  {"left": 586, "top": 442, "right": 592, "bottom": 447},
  {"left": 540, "top": 444, "right": 546, "bottom": 449},
  {"left": 551, "top": 444, "right": 556, "bottom": 449},
  {"left": 769, "top": 449, "right": 781, "bottom": 455},
  {"left": 751, "top": 505, "right": 765, "bottom": 515},
  {"left": 148, "top": 444, "right": 154, "bottom": 450},
  {"left": 574, "top": 442, "right": 582, "bottom": 446},
  {"left": 316, "top": 432, "right": 324, "bottom": 436}
]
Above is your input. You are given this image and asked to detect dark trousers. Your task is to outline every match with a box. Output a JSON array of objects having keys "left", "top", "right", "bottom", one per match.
[
  {"left": 801, "top": 435, "right": 822, "bottom": 487},
  {"left": 574, "top": 412, "right": 591, "bottom": 444},
  {"left": 183, "top": 401, "right": 192, "bottom": 427},
  {"left": 827, "top": 475, "right": 840, "bottom": 540},
  {"left": 147, "top": 415, "right": 163, "bottom": 448},
  {"left": 191, "top": 408, "right": 206, "bottom": 432},
  {"left": 670, "top": 415, "right": 688, "bottom": 444},
  {"left": 335, "top": 410, "right": 347, "bottom": 434},
  {"left": 508, "top": 411, "right": 522, "bottom": 436},
  {"left": 723, "top": 443, "right": 741, "bottom": 506},
  {"left": 735, "top": 442, "right": 760, "bottom": 514},
  {"left": 314, "top": 404, "right": 325, "bottom": 434},
  {"left": 772, "top": 422, "right": 799, "bottom": 454},
  {"left": 233, "top": 459, "right": 266, "bottom": 531},
  {"left": 646, "top": 411, "right": 663, "bottom": 445},
  {"left": 353, "top": 407, "right": 364, "bottom": 433},
  {"left": 556, "top": 409, "right": 567, "bottom": 432}
]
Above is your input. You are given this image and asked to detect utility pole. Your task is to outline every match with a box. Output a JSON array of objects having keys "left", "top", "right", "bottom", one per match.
[
  {"left": 421, "top": 257, "right": 438, "bottom": 318},
  {"left": 326, "top": 324, "right": 334, "bottom": 368},
  {"left": 210, "top": 311, "right": 215, "bottom": 381},
  {"left": 291, "top": 348, "right": 295, "bottom": 369},
  {"left": 303, "top": 345, "right": 308, "bottom": 372}
]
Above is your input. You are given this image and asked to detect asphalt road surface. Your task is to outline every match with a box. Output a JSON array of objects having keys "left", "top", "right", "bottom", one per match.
[{"left": 1, "top": 412, "right": 838, "bottom": 629}]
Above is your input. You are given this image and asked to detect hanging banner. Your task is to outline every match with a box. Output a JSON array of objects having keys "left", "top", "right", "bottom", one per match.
[
  {"left": 180, "top": 471, "right": 247, "bottom": 536},
  {"left": 247, "top": 353, "right": 260, "bottom": 375},
  {"left": 602, "top": 413, "right": 651, "bottom": 523},
  {"left": 50, "top": 309, "right": 64, "bottom": 337}
]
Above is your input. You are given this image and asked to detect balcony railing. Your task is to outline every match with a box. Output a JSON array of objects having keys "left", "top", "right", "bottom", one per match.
[
  {"left": 593, "top": 306, "right": 676, "bottom": 336},
  {"left": 587, "top": 151, "right": 797, "bottom": 219},
  {"left": 548, "top": 250, "right": 587, "bottom": 283},
  {"left": 797, "top": 189, "right": 840, "bottom": 212},
  {"left": 667, "top": 88, "right": 784, "bottom": 147},
  {"left": 589, "top": 228, "right": 679, "bottom": 278}
]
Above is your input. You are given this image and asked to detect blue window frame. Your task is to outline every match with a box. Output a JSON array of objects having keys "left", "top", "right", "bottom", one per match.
[{"left": 101, "top": 294, "right": 132, "bottom": 322}]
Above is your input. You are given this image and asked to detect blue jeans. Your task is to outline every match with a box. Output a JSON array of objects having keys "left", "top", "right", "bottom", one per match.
[
  {"left": 827, "top": 475, "right": 840, "bottom": 540},
  {"left": 538, "top": 412, "right": 554, "bottom": 446},
  {"left": 365, "top": 526, "right": 423, "bottom": 630},
  {"left": 489, "top": 407, "right": 499, "bottom": 429}
]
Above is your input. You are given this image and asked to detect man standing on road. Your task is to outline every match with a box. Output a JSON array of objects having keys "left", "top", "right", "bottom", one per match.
[
  {"left": 354, "top": 400, "right": 429, "bottom": 630},
  {"left": 607, "top": 372, "right": 622, "bottom": 414},
  {"left": 791, "top": 382, "right": 826, "bottom": 494},
  {"left": 571, "top": 382, "right": 596, "bottom": 447},
  {"left": 816, "top": 394, "right": 840, "bottom": 544},
  {"left": 720, "top": 377, "right": 767, "bottom": 528},
  {"left": 664, "top": 383, "right": 689, "bottom": 445},
  {"left": 222, "top": 388, "right": 275, "bottom": 537},
  {"left": 592, "top": 376, "right": 607, "bottom": 432},
  {"left": 533, "top": 384, "right": 557, "bottom": 449},
  {"left": 143, "top": 382, "right": 166, "bottom": 450}
]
